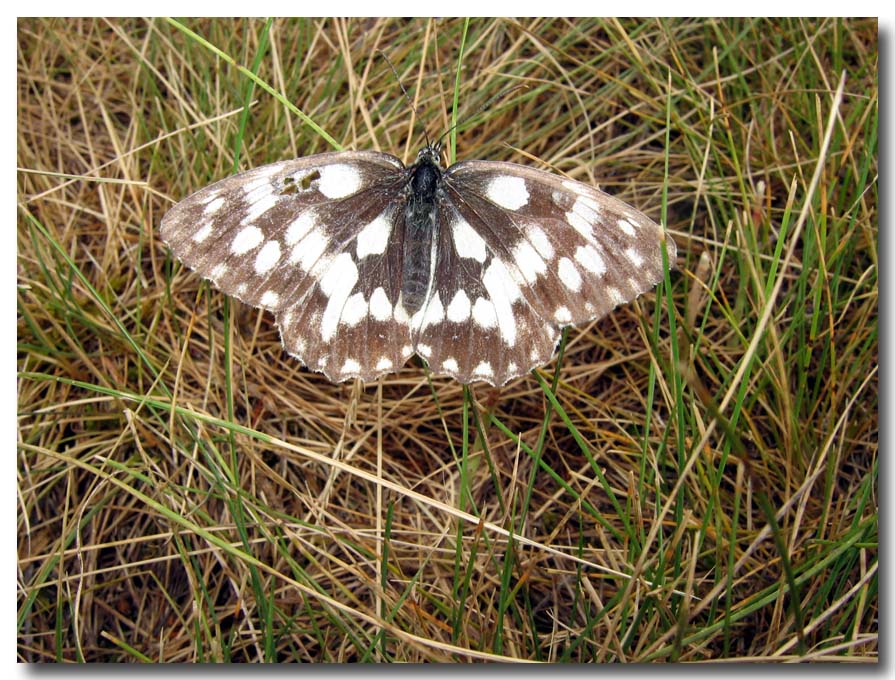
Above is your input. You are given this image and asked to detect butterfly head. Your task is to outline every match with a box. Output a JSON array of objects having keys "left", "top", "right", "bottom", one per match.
[
  {"left": 407, "top": 142, "right": 445, "bottom": 200},
  {"left": 415, "top": 141, "right": 444, "bottom": 169}
]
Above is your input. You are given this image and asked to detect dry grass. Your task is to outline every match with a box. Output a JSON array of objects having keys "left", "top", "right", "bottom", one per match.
[{"left": 17, "top": 18, "right": 877, "bottom": 662}]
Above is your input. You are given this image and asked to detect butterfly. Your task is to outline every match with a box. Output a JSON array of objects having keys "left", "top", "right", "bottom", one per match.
[{"left": 160, "top": 141, "right": 675, "bottom": 386}]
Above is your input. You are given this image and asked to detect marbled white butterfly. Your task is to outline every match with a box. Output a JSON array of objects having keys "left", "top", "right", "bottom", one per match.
[{"left": 161, "top": 141, "right": 675, "bottom": 385}]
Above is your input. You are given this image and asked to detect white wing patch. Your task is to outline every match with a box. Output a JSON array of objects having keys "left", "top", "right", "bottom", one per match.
[
  {"left": 231, "top": 226, "right": 264, "bottom": 254},
  {"left": 447, "top": 290, "right": 472, "bottom": 322},
  {"left": 356, "top": 214, "right": 392, "bottom": 258},
  {"left": 192, "top": 223, "right": 213, "bottom": 243},
  {"left": 203, "top": 197, "right": 225, "bottom": 215},
  {"left": 419, "top": 292, "right": 445, "bottom": 331},
  {"left": 285, "top": 210, "right": 317, "bottom": 245},
  {"left": 575, "top": 244, "right": 606, "bottom": 276},
  {"left": 513, "top": 241, "right": 547, "bottom": 283},
  {"left": 527, "top": 224, "right": 554, "bottom": 260},
  {"left": 473, "top": 361, "right": 494, "bottom": 378},
  {"left": 290, "top": 230, "right": 328, "bottom": 271},
  {"left": 472, "top": 297, "right": 497, "bottom": 329},
  {"left": 624, "top": 247, "right": 644, "bottom": 268},
  {"left": 341, "top": 292, "right": 368, "bottom": 326},
  {"left": 243, "top": 193, "right": 278, "bottom": 223},
  {"left": 320, "top": 253, "right": 359, "bottom": 341},
  {"left": 254, "top": 240, "right": 281, "bottom": 275},
  {"left": 482, "top": 258, "right": 521, "bottom": 345},
  {"left": 557, "top": 257, "right": 582, "bottom": 292},
  {"left": 618, "top": 218, "right": 637, "bottom": 236},
  {"left": 369, "top": 287, "right": 392, "bottom": 321},
  {"left": 452, "top": 216, "right": 487, "bottom": 262},
  {"left": 318, "top": 164, "right": 362, "bottom": 199},
  {"left": 486, "top": 176, "right": 529, "bottom": 209}
]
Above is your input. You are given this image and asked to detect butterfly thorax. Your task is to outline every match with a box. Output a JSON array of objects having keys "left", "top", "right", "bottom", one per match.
[{"left": 401, "top": 146, "right": 443, "bottom": 315}]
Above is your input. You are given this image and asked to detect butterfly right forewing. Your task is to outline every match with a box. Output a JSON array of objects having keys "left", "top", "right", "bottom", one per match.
[{"left": 446, "top": 161, "right": 674, "bottom": 325}]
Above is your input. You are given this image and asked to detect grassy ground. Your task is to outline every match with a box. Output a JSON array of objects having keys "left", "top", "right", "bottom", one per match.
[{"left": 17, "top": 18, "right": 877, "bottom": 662}]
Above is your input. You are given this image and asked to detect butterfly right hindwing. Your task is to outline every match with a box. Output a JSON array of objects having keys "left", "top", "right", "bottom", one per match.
[
  {"left": 409, "top": 195, "right": 561, "bottom": 384},
  {"left": 406, "top": 160, "right": 674, "bottom": 385}
]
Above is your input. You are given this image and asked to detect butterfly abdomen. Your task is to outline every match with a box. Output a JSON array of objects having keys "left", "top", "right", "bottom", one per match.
[{"left": 401, "top": 156, "right": 442, "bottom": 315}]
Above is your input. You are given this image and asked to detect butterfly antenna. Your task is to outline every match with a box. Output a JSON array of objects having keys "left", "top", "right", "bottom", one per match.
[
  {"left": 435, "top": 83, "right": 528, "bottom": 149},
  {"left": 378, "top": 50, "right": 432, "bottom": 149}
]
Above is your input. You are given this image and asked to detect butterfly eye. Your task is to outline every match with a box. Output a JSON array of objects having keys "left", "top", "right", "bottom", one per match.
[{"left": 161, "top": 145, "right": 674, "bottom": 385}]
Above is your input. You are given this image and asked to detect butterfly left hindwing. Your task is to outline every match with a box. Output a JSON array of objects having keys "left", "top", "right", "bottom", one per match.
[
  {"left": 161, "top": 145, "right": 675, "bottom": 385},
  {"left": 161, "top": 151, "right": 417, "bottom": 381}
]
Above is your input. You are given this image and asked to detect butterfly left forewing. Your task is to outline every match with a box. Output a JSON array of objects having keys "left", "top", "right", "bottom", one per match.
[{"left": 160, "top": 151, "right": 405, "bottom": 310}]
